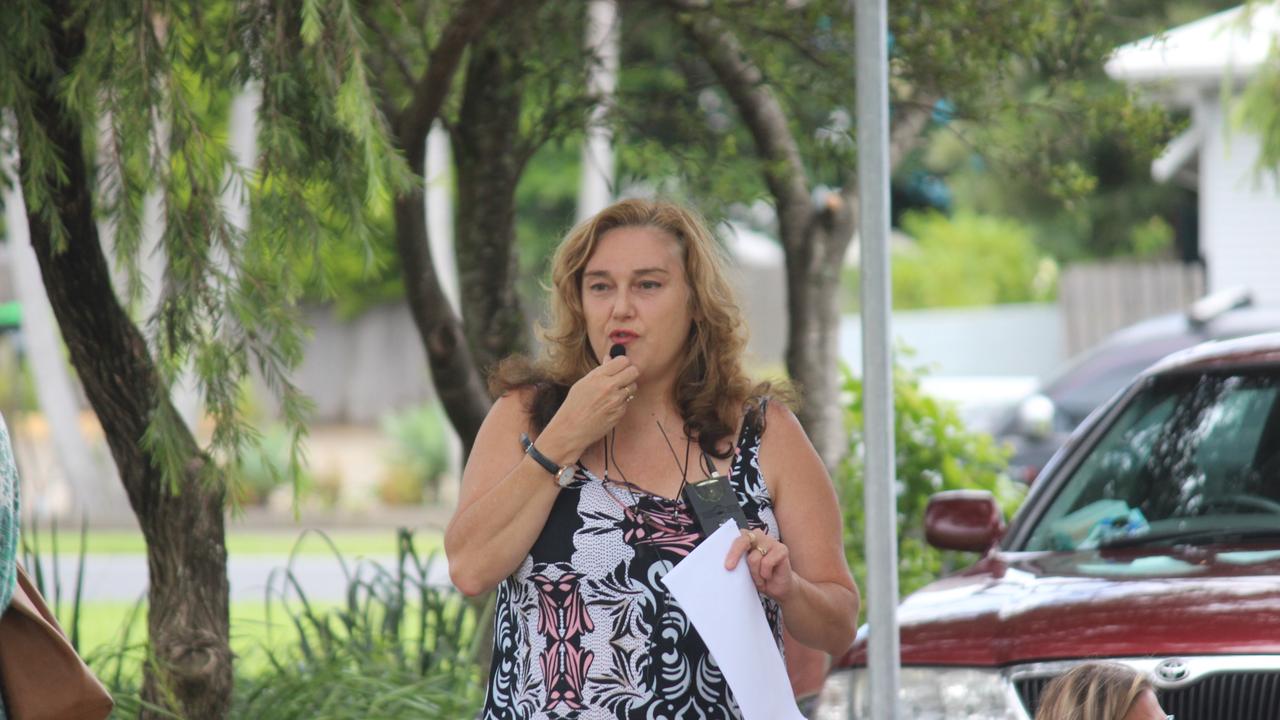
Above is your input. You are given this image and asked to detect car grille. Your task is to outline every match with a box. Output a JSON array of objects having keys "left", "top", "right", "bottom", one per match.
[{"left": 1015, "top": 671, "right": 1280, "bottom": 719}]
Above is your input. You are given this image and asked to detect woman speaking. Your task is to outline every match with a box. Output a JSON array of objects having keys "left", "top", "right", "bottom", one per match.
[{"left": 445, "top": 199, "right": 858, "bottom": 717}]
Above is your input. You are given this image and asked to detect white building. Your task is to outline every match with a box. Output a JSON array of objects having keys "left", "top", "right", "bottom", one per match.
[{"left": 1106, "top": 4, "right": 1280, "bottom": 306}]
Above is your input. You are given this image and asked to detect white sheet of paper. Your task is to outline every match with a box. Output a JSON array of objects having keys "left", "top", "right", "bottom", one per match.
[{"left": 660, "top": 521, "right": 804, "bottom": 720}]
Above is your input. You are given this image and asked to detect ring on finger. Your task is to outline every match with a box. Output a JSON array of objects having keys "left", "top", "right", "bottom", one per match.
[{"left": 757, "top": 545, "right": 771, "bottom": 557}]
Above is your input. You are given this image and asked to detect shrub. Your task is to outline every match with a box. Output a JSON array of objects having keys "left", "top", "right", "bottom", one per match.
[
  {"left": 95, "top": 529, "right": 486, "bottom": 719},
  {"left": 836, "top": 360, "right": 1026, "bottom": 608},
  {"left": 891, "top": 210, "right": 1057, "bottom": 309},
  {"left": 379, "top": 404, "right": 450, "bottom": 505},
  {"left": 232, "top": 424, "right": 305, "bottom": 506},
  {"left": 235, "top": 529, "right": 485, "bottom": 718}
]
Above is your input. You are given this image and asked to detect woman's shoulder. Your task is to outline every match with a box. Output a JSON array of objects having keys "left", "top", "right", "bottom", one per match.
[
  {"left": 751, "top": 394, "right": 819, "bottom": 462},
  {"left": 488, "top": 356, "right": 571, "bottom": 433},
  {"left": 742, "top": 386, "right": 798, "bottom": 434},
  {"left": 490, "top": 381, "right": 572, "bottom": 436},
  {"left": 488, "top": 385, "right": 538, "bottom": 422},
  {"left": 759, "top": 398, "right": 803, "bottom": 437}
]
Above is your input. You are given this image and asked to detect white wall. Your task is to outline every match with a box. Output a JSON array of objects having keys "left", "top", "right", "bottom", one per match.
[
  {"left": 256, "top": 303, "right": 437, "bottom": 424},
  {"left": 1197, "top": 96, "right": 1280, "bottom": 307},
  {"left": 838, "top": 303, "right": 1063, "bottom": 379}
]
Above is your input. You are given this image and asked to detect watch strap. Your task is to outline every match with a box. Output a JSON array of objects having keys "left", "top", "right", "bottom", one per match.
[{"left": 520, "top": 432, "right": 562, "bottom": 477}]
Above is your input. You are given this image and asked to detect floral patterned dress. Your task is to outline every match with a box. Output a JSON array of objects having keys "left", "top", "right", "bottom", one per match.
[{"left": 481, "top": 407, "right": 783, "bottom": 719}]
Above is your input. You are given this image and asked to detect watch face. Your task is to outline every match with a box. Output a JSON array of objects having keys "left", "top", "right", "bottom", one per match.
[{"left": 556, "top": 466, "right": 576, "bottom": 488}]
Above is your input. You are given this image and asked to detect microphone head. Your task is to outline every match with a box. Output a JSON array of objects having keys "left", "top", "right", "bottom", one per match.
[{"left": 609, "top": 343, "right": 627, "bottom": 359}]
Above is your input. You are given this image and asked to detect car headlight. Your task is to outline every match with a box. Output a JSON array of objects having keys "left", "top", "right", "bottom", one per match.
[{"left": 813, "top": 667, "right": 1024, "bottom": 720}]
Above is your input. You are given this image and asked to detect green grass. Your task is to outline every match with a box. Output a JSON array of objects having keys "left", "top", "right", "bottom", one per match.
[
  {"left": 68, "top": 528, "right": 484, "bottom": 719},
  {"left": 76, "top": 600, "right": 308, "bottom": 655},
  {"left": 26, "top": 529, "right": 443, "bottom": 556},
  {"left": 76, "top": 599, "right": 340, "bottom": 679}
]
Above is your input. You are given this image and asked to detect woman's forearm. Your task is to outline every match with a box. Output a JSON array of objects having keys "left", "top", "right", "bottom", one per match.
[
  {"left": 444, "top": 425, "right": 588, "bottom": 596},
  {"left": 778, "top": 575, "right": 860, "bottom": 656},
  {"left": 444, "top": 457, "right": 563, "bottom": 595}
]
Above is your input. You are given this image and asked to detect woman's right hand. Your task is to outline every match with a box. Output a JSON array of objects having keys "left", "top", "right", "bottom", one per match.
[{"left": 543, "top": 356, "right": 639, "bottom": 451}]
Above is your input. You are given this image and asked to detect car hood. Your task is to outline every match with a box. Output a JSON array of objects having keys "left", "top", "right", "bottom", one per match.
[{"left": 847, "top": 546, "right": 1280, "bottom": 667}]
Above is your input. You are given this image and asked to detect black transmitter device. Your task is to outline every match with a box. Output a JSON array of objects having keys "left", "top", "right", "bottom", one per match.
[{"left": 683, "top": 473, "right": 748, "bottom": 534}]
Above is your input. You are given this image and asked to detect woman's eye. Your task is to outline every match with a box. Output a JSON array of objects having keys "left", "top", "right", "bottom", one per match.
[
  {"left": 588, "top": 283, "right": 610, "bottom": 293},
  {"left": 638, "top": 281, "right": 661, "bottom": 290}
]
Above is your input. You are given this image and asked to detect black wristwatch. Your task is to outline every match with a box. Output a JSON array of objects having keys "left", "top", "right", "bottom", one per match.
[{"left": 520, "top": 433, "right": 576, "bottom": 488}]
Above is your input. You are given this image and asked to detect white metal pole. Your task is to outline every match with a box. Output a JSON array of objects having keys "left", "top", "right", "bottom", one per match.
[{"left": 854, "top": 0, "right": 900, "bottom": 717}]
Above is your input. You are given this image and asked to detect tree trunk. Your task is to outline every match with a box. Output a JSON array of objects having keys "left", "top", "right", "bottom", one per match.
[
  {"left": 680, "top": 11, "right": 851, "bottom": 468},
  {"left": 17, "top": 13, "right": 231, "bottom": 718},
  {"left": 678, "top": 9, "right": 856, "bottom": 693},
  {"left": 451, "top": 12, "right": 534, "bottom": 372},
  {"left": 384, "top": 0, "right": 510, "bottom": 458},
  {"left": 782, "top": 202, "right": 858, "bottom": 470},
  {"left": 394, "top": 189, "right": 493, "bottom": 457}
]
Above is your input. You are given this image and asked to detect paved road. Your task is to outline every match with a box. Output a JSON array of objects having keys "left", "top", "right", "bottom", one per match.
[{"left": 29, "top": 553, "right": 455, "bottom": 603}]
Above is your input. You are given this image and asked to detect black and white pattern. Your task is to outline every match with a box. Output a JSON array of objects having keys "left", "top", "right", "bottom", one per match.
[{"left": 480, "top": 406, "right": 784, "bottom": 719}]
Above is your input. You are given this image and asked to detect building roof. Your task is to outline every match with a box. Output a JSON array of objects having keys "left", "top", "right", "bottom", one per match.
[{"left": 1106, "top": 4, "right": 1280, "bottom": 90}]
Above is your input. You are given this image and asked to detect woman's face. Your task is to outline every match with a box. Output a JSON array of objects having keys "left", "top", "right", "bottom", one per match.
[{"left": 581, "top": 225, "right": 694, "bottom": 387}]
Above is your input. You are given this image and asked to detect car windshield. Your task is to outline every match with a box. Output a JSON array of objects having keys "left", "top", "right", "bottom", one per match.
[{"left": 1025, "top": 369, "right": 1280, "bottom": 552}]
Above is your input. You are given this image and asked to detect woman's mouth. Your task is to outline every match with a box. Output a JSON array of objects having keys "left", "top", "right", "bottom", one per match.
[{"left": 608, "top": 331, "right": 638, "bottom": 345}]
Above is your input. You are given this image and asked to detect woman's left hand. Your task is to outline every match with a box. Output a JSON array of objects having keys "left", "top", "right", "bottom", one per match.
[{"left": 725, "top": 529, "right": 795, "bottom": 603}]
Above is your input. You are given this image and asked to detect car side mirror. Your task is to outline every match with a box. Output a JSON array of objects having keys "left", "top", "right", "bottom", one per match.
[
  {"left": 925, "top": 490, "right": 1005, "bottom": 553},
  {"left": 1016, "top": 393, "right": 1056, "bottom": 441}
]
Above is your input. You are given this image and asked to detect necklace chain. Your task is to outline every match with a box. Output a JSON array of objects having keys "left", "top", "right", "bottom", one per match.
[{"left": 603, "top": 420, "right": 691, "bottom": 510}]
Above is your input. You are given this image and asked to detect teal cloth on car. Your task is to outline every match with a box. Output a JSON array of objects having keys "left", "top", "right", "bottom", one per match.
[{"left": 0, "top": 412, "right": 20, "bottom": 720}]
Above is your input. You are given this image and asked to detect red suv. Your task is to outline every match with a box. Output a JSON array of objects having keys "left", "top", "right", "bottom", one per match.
[{"left": 817, "top": 333, "right": 1280, "bottom": 719}]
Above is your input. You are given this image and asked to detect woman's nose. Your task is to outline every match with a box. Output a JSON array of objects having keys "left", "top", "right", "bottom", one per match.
[{"left": 612, "top": 288, "right": 635, "bottom": 318}]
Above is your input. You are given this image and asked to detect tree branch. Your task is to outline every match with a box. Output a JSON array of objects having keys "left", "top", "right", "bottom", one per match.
[
  {"left": 361, "top": 7, "right": 417, "bottom": 89},
  {"left": 677, "top": 8, "right": 812, "bottom": 248},
  {"left": 889, "top": 95, "right": 937, "bottom": 171},
  {"left": 832, "top": 93, "right": 938, "bottom": 217},
  {"left": 396, "top": 0, "right": 509, "bottom": 171}
]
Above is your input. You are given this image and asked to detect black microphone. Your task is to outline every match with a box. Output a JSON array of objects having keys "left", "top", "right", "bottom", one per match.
[{"left": 609, "top": 343, "right": 626, "bottom": 359}]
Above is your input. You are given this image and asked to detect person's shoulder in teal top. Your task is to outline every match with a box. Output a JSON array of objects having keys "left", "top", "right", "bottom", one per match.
[
  {"left": 0, "top": 411, "right": 18, "bottom": 611},
  {"left": 0, "top": 412, "right": 20, "bottom": 719}
]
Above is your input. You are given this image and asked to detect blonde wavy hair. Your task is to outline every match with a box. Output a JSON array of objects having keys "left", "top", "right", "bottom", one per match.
[
  {"left": 492, "top": 198, "right": 786, "bottom": 457},
  {"left": 1034, "top": 663, "right": 1156, "bottom": 720}
]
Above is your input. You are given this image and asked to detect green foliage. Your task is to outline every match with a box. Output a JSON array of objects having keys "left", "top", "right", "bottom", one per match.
[
  {"left": 1237, "top": 18, "right": 1280, "bottom": 181},
  {"left": 515, "top": 141, "right": 584, "bottom": 292},
  {"left": 889, "top": 211, "right": 1057, "bottom": 309},
  {"left": 19, "top": 515, "right": 91, "bottom": 653},
  {"left": 0, "top": 348, "right": 39, "bottom": 413},
  {"left": 836, "top": 360, "right": 1026, "bottom": 604},
  {"left": 0, "top": 0, "right": 409, "bottom": 498},
  {"left": 937, "top": 119, "right": 1190, "bottom": 261},
  {"left": 611, "top": 0, "right": 1189, "bottom": 243},
  {"left": 235, "top": 529, "right": 484, "bottom": 718},
  {"left": 96, "top": 529, "right": 486, "bottom": 719},
  {"left": 380, "top": 404, "right": 451, "bottom": 505},
  {"left": 615, "top": 1, "right": 851, "bottom": 213},
  {"left": 231, "top": 424, "right": 309, "bottom": 507},
  {"left": 915, "top": 1, "right": 1240, "bottom": 260},
  {"left": 300, "top": 224, "right": 405, "bottom": 320},
  {"left": 1130, "top": 215, "right": 1176, "bottom": 259}
]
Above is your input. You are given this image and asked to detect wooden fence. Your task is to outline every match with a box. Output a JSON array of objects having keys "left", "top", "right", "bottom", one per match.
[{"left": 1059, "top": 260, "right": 1206, "bottom": 357}]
